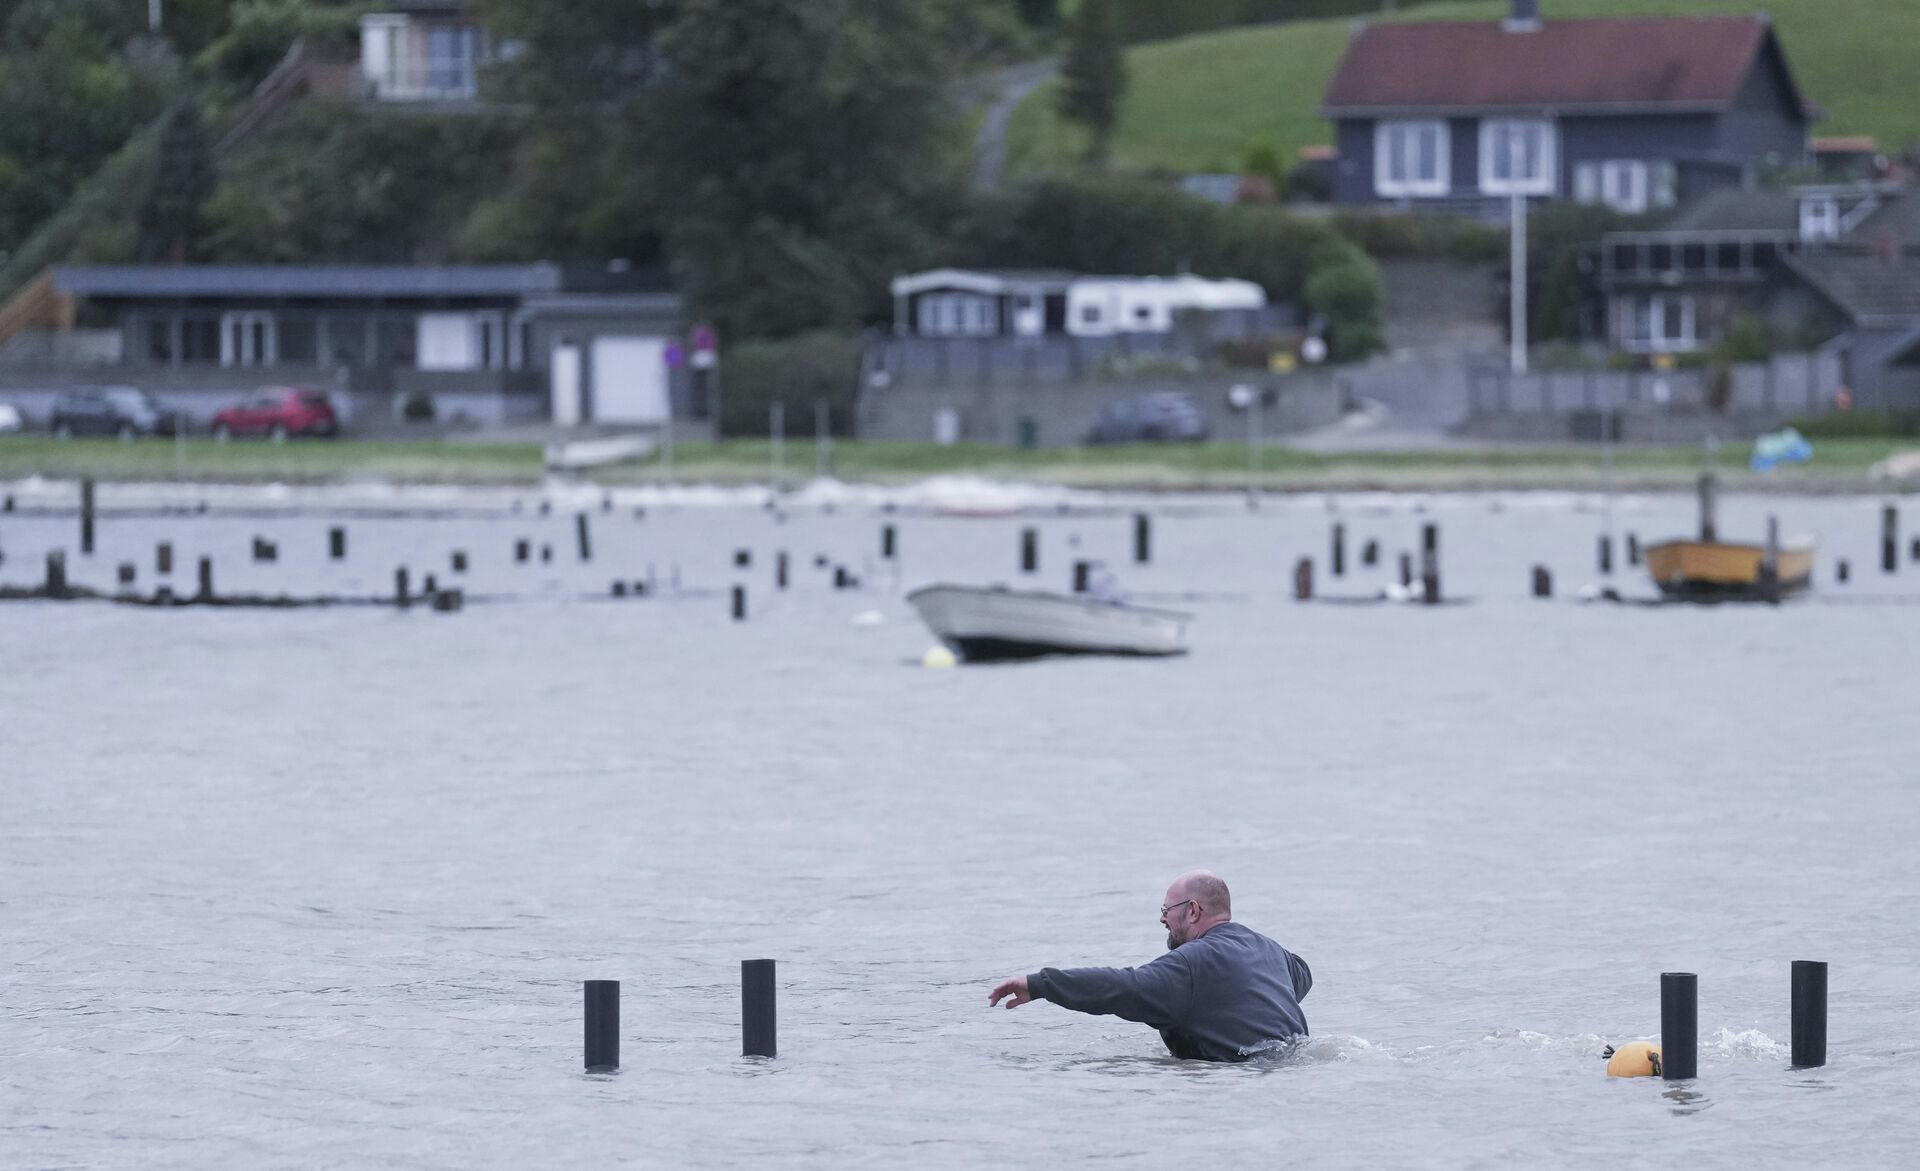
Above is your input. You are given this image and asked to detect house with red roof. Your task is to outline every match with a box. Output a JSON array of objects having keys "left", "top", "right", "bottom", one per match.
[{"left": 1319, "top": 1, "right": 1814, "bottom": 217}]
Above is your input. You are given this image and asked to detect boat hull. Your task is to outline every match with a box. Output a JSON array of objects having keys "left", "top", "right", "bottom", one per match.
[
  {"left": 1644, "top": 539, "right": 1814, "bottom": 600},
  {"left": 906, "top": 584, "right": 1191, "bottom": 661}
]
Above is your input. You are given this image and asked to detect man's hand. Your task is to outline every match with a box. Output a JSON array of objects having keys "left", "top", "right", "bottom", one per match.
[{"left": 989, "top": 975, "right": 1034, "bottom": 1009}]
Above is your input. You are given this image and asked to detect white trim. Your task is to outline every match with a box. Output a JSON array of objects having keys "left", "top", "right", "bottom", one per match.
[
  {"left": 1614, "top": 292, "right": 1699, "bottom": 353},
  {"left": 1799, "top": 196, "right": 1840, "bottom": 242},
  {"left": 1374, "top": 120, "right": 1450, "bottom": 197},
  {"left": 1478, "top": 119, "right": 1557, "bottom": 196}
]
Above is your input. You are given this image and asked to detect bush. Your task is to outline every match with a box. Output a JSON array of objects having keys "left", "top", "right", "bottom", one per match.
[
  {"left": 1717, "top": 313, "right": 1775, "bottom": 363},
  {"left": 1304, "top": 248, "right": 1384, "bottom": 363},
  {"left": 398, "top": 391, "right": 435, "bottom": 422},
  {"left": 719, "top": 331, "right": 864, "bottom": 439},
  {"left": 1786, "top": 410, "right": 1920, "bottom": 438},
  {"left": 1329, "top": 210, "right": 1503, "bottom": 263}
]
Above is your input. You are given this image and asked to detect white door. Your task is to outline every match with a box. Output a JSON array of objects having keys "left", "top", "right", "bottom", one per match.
[
  {"left": 220, "top": 312, "right": 275, "bottom": 367},
  {"left": 589, "top": 336, "right": 670, "bottom": 423},
  {"left": 417, "top": 313, "right": 475, "bottom": 370},
  {"left": 934, "top": 407, "right": 960, "bottom": 446},
  {"left": 551, "top": 342, "right": 583, "bottom": 426}
]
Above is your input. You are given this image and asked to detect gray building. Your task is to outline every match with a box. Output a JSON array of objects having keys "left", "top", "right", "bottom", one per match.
[
  {"left": 0, "top": 264, "right": 703, "bottom": 434},
  {"left": 1319, "top": 2, "right": 1813, "bottom": 219}
]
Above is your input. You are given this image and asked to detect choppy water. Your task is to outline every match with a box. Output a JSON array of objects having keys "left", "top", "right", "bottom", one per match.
[{"left": 4, "top": 479, "right": 1919, "bottom": 1167}]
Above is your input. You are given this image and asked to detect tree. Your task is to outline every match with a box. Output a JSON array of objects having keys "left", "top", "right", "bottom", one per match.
[
  {"left": 136, "top": 98, "right": 214, "bottom": 261},
  {"left": 1014, "top": 0, "right": 1058, "bottom": 29},
  {"left": 1057, "top": 0, "right": 1126, "bottom": 167}
]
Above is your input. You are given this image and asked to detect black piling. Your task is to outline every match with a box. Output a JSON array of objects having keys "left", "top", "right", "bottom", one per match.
[
  {"left": 734, "top": 548, "right": 752, "bottom": 568},
  {"left": 1398, "top": 552, "right": 1412, "bottom": 590},
  {"left": 395, "top": 568, "right": 410, "bottom": 610},
  {"left": 731, "top": 584, "right": 746, "bottom": 621},
  {"left": 1361, "top": 539, "right": 1379, "bottom": 567},
  {"left": 1598, "top": 534, "right": 1613, "bottom": 575},
  {"left": 575, "top": 513, "right": 592, "bottom": 562},
  {"left": 832, "top": 565, "right": 850, "bottom": 589},
  {"left": 1133, "top": 512, "right": 1150, "bottom": 564},
  {"left": 1072, "top": 559, "right": 1091, "bottom": 594},
  {"left": 1419, "top": 523, "right": 1440, "bottom": 605},
  {"left": 612, "top": 580, "right": 628, "bottom": 597},
  {"left": 742, "top": 959, "right": 776, "bottom": 1058},
  {"left": 1331, "top": 523, "right": 1346, "bottom": 577},
  {"left": 116, "top": 562, "right": 135, "bottom": 588},
  {"left": 1837, "top": 558, "right": 1851, "bottom": 584},
  {"left": 451, "top": 551, "right": 468, "bottom": 574},
  {"left": 1911, "top": 536, "right": 1920, "bottom": 563},
  {"left": 1881, "top": 505, "right": 1897, "bottom": 574},
  {"left": 776, "top": 551, "right": 789, "bottom": 590},
  {"left": 1626, "top": 533, "right": 1641, "bottom": 566},
  {"left": 1293, "top": 557, "right": 1313, "bottom": 601},
  {"left": 252, "top": 537, "right": 276, "bottom": 563},
  {"left": 1760, "top": 515, "right": 1783, "bottom": 605},
  {"left": 328, "top": 527, "right": 346, "bottom": 560},
  {"left": 429, "top": 588, "right": 462, "bottom": 613},
  {"left": 423, "top": 573, "right": 437, "bottom": 595},
  {"left": 584, "top": 980, "right": 619, "bottom": 1073},
  {"left": 514, "top": 538, "right": 530, "bottom": 563},
  {"left": 881, "top": 524, "right": 897, "bottom": 561},
  {"left": 1531, "top": 565, "right": 1552, "bottom": 598},
  {"left": 540, "top": 544, "right": 553, "bottom": 564},
  {"left": 44, "top": 551, "right": 67, "bottom": 597},
  {"left": 1020, "top": 527, "right": 1038, "bottom": 574},
  {"left": 1790, "top": 960, "right": 1827, "bottom": 1070},
  {"left": 156, "top": 542, "right": 172, "bottom": 576},
  {"left": 196, "top": 557, "right": 213, "bottom": 601},
  {"left": 1660, "top": 972, "right": 1698, "bottom": 1081},
  {"left": 79, "top": 478, "right": 95, "bottom": 556}
]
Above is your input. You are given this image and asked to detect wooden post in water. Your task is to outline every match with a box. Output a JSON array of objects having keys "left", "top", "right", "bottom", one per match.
[
  {"left": 1133, "top": 512, "right": 1150, "bottom": 564},
  {"left": 576, "top": 513, "right": 592, "bottom": 562},
  {"left": 1531, "top": 565, "right": 1551, "bottom": 598},
  {"left": 1420, "top": 523, "right": 1440, "bottom": 605},
  {"left": 156, "top": 542, "right": 173, "bottom": 576},
  {"left": 1661, "top": 972, "right": 1697, "bottom": 1080},
  {"left": 1020, "top": 528, "right": 1037, "bottom": 574},
  {"left": 451, "top": 551, "right": 468, "bottom": 574},
  {"left": 1760, "top": 515, "right": 1782, "bottom": 605},
  {"left": 881, "top": 523, "right": 897, "bottom": 561},
  {"left": 1882, "top": 505, "right": 1898, "bottom": 574},
  {"left": 1626, "top": 533, "right": 1640, "bottom": 566},
  {"left": 1837, "top": 558, "right": 1850, "bottom": 584},
  {"left": 329, "top": 527, "right": 346, "bottom": 560},
  {"left": 80, "top": 478, "right": 95, "bottom": 556},
  {"left": 776, "top": 551, "right": 789, "bottom": 590},
  {"left": 1791, "top": 960, "right": 1827, "bottom": 1069},
  {"left": 1292, "top": 557, "right": 1313, "bottom": 601},
  {"left": 395, "top": 568, "right": 410, "bottom": 610},
  {"left": 1598, "top": 535, "right": 1613, "bottom": 575},
  {"left": 44, "top": 550, "right": 66, "bottom": 598},
  {"left": 116, "top": 562, "right": 135, "bottom": 588},
  {"left": 197, "top": 557, "right": 213, "bottom": 602},
  {"left": 1398, "top": 552, "right": 1412, "bottom": 590},
  {"left": 584, "top": 980, "right": 619, "bottom": 1073},
  {"left": 1699, "top": 474, "right": 1718, "bottom": 543},
  {"left": 1331, "top": 523, "right": 1346, "bottom": 577},
  {"left": 731, "top": 584, "right": 746, "bottom": 621},
  {"left": 1361, "top": 539, "right": 1379, "bottom": 567},
  {"left": 742, "top": 959, "right": 776, "bottom": 1058},
  {"left": 515, "top": 539, "right": 530, "bottom": 563},
  {"left": 1072, "top": 560, "right": 1091, "bottom": 594}
]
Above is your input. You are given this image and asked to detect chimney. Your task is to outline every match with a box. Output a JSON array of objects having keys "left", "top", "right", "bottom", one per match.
[{"left": 1504, "top": 0, "right": 1541, "bottom": 32}]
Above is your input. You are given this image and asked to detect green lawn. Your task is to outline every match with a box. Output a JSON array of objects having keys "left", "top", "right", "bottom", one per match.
[
  {"left": 1007, "top": 0, "right": 1920, "bottom": 176},
  {"left": 0, "top": 435, "right": 1905, "bottom": 491}
]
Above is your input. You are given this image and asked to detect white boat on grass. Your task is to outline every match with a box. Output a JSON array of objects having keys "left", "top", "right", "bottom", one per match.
[{"left": 906, "top": 584, "right": 1191, "bottom": 662}]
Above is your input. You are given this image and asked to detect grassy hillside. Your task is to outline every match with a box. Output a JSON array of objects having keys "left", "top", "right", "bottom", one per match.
[{"left": 1007, "top": 0, "right": 1920, "bottom": 176}]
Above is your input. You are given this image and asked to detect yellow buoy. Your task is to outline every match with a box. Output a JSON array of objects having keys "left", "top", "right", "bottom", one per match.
[
  {"left": 1604, "top": 1041, "right": 1662, "bottom": 1078},
  {"left": 921, "top": 645, "right": 957, "bottom": 669}
]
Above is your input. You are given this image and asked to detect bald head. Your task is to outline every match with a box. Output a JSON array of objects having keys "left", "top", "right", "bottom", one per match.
[{"left": 1171, "top": 870, "right": 1232, "bottom": 918}]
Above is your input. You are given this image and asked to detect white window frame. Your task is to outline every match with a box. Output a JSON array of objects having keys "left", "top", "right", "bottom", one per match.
[
  {"left": 1601, "top": 161, "right": 1648, "bottom": 213},
  {"left": 917, "top": 293, "right": 996, "bottom": 338},
  {"left": 1374, "top": 120, "right": 1450, "bottom": 197},
  {"left": 1479, "top": 119, "right": 1557, "bottom": 196},
  {"left": 1615, "top": 293, "right": 1699, "bottom": 353},
  {"left": 220, "top": 311, "right": 277, "bottom": 368},
  {"left": 1800, "top": 196, "right": 1840, "bottom": 243}
]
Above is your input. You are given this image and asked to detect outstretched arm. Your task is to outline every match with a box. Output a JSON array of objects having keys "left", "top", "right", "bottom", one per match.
[
  {"left": 989, "top": 952, "right": 1192, "bottom": 1028},
  {"left": 989, "top": 975, "right": 1034, "bottom": 1008}
]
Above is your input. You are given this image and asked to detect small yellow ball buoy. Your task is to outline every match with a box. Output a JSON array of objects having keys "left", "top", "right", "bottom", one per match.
[
  {"left": 922, "top": 645, "right": 957, "bottom": 669},
  {"left": 1604, "top": 1041, "right": 1662, "bottom": 1078}
]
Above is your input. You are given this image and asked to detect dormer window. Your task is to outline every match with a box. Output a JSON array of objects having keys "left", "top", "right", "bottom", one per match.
[
  {"left": 1799, "top": 196, "right": 1840, "bottom": 242},
  {"left": 1480, "top": 119, "right": 1556, "bottom": 196}
]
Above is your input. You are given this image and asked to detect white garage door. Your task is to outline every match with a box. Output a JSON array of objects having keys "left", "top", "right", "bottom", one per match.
[{"left": 590, "top": 336, "right": 670, "bottom": 423}]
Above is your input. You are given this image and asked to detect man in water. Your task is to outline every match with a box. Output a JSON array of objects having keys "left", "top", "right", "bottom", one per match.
[{"left": 987, "top": 870, "right": 1312, "bottom": 1062}]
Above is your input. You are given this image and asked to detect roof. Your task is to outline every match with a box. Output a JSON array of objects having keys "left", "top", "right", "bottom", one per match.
[
  {"left": 1813, "top": 136, "right": 1878, "bottom": 154},
  {"left": 1660, "top": 188, "right": 1800, "bottom": 234},
  {"left": 1321, "top": 16, "right": 1796, "bottom": 116},
  {"left": 51, "top": 264, "right": 671, "bottom": 300},
  {"left": 1783, "top": 252, "right": 1920, "bottom": 324}
]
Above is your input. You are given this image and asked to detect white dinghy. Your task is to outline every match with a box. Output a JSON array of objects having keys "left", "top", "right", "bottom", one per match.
[{"left": 906, "top": 584, "right": 1192, "bottom": 662}]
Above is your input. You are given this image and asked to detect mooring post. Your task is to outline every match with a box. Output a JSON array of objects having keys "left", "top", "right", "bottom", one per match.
[
  {"left": 116, "top": 562, "right": 135, "bottom": 588},
  {"left": 1598, "top": 534, "right": 1613, "bottom": 575},
  {"left": 1699, "top": 474, "right": 1719, "bottom": 543},
  {"left": 80, "top": 478, "right": 95, "bottom": 556},
  {"left": 776, "top": 551, "right": 789, "bottom": 590},
  {"left": 540, "top": 544, "right": 553, "bottom": 564},
  {"left": 612, "top": 580, "right": 627, "bottom": 597},
  {"left": 329, "top": 527, "right": 346, "bottom": 560},
  {"left": 1072, "top": 559, "right": 1091, "bottom": 594},
  {"left": 832, "top": 565, "right": 849, "bottom": 590},
  {"left": 881, "top": 523, "right": 897, "bottom": 561},
  {"left": 451, "top": 551, "right": 468, "bottom": 574},
  {"left": 1133, "top": 512, "right": 1150, "bottom": 564},
  {"left": 1882, "top": 505, "right": 1898, "bottom": 574},
  {"left": 1626, "top": 533, "right": 1640, "bottom": 566},
  {"left": 1331, "top": 523, "right": 1346, "bottom": 577},
  {"left": 1911, "top": 536, "right": 1920, "bottom": 563},
  {"left": 1761, "top": 515, "right": 1782, "bottom": 605},
  {"left": 576, "top": 513, "right": 592, "bottom": 562},
  {"left": 1398, "top": 552, "right": 1412, "bottom": 590},
  {"left": 742, "top": 959, "right": 776, "bottom": 1058},
  {"left": 734, "top": 548, "right": 751, "bottom": 568},
  {"left": 423, "top": 573, "right": 437, "bottom": 595},
  {"left": 1531, "top": 565, "right": 1551, "bottom": 598},
  {"left": 584, "top": 980, "right": 619, "bottom": 1073},
  {"left": 1361, "top": 539, "right": 1379, "bottom": 567},
  {"left": 514, "top": 539, "right": 530, "bottom": 563},
  {"left": 1661, "top": 972, "right": 1698, "bottom": 1080},
  {"left": 731, "top": 584, "right": 746, "bottom": 621},
  {"left": 1791, "top": 960, "right": 1827, "bottom": 1069},
  {"left": 395, "top": 568, "right": 410, "bottom": 610},
  {"left": 196, "top": 557, "right": 213, "bottom": 601},
  {"left": 1837, "top": 558, "right": 1851, "bottom": 584},
  {"left": 1293, "top": 557, "right": 1313, "bottom": 601},
  {"left": 44, "top": 550, "right": 66, "bottom": 598},
  {"left": 1020, "top": 527, "right": 1037, "bottom": 574},
  {"left": 156, "top": 542, "right": 172, "bottom": 576},
  {"left": 1420, "top": 523, "right": 1440, "bottom": 605}
]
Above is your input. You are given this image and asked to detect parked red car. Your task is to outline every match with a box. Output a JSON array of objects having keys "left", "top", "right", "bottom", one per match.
[{"left": 210, "top": 388, "right": 339, "bottom": 440}]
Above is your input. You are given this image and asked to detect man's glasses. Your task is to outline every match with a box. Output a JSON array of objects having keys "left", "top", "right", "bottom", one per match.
[{"left": 1159, "top": 899, "right": 1196, "bottom": 919}]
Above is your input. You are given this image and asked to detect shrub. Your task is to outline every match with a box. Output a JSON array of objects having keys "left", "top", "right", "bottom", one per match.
[
  {"left": 1329, "top": 210, "right": 1503, "bottom": 263},
  {"left": 719, "top": 330, "right": 864, "bottom": 438},
  {"left": 1304, "top": 249, "right": 1384, "bottom": 363},
  {"left": 1786, "top": 410, "right": 1920, "bottom": 438},
  {"left": 398, "top": 391, "right": 435, "bottom": 422}
]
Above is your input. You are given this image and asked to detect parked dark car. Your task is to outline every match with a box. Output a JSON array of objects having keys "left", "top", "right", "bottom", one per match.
[
  {"left": 1083, "top": 392, "right": 1210, "bottom": 445},
  {"left": 210, "top": 388, "right": 339, "bottom": 440},
  {"left": 48, "top": 387, "right": 181, "bottom": 438}
]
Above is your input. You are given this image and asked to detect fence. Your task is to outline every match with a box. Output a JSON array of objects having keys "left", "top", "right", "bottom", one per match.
[{"left": 1466, "top": 354, "right": 1841, "bottom": 418}]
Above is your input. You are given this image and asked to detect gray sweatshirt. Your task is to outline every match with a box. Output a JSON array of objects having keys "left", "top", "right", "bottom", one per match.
[{"left": 1027, "top": 921, "right": 1311, "bottom": 1062}]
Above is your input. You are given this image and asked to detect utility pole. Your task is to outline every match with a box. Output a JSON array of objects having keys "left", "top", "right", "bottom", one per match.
[{"left": 1510, "top": 188, "right": 1528, "bottom": 374}]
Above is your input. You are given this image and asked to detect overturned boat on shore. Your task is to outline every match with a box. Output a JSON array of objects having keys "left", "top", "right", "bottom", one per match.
[{"left": 906, "top": 584, "right": 1191, "bottom": 661}]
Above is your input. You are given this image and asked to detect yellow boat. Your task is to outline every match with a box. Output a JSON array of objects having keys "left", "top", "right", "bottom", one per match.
[{"left": 1645, "top": 471, "right": 1814, "bottom": 601}]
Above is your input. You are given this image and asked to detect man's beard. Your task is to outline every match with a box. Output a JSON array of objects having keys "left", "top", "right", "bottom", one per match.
[{"left": 1166, "top": 930, "right": 1179, "bottom": 951}]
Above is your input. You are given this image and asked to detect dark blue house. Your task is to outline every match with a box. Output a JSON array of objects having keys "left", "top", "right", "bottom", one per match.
[{"left": 1319, "top": 1, "right": 1813, "bottom": 217}]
